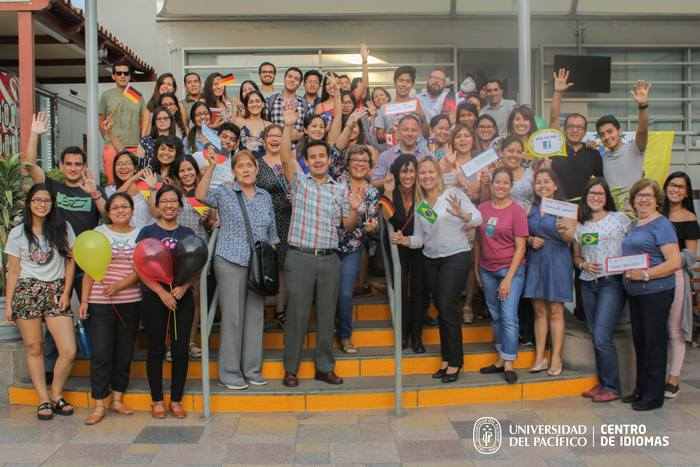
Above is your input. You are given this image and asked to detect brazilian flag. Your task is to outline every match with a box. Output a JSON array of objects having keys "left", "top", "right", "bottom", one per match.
[
  {"left": 581, "top": 232, "right": 599, "bottom": 246},
  {"left": 416, "top": 200, "right": 438, "bottom": 224}
]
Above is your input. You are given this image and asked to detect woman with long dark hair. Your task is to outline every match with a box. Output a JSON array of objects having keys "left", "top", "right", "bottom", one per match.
[
  {"left": 203, "top": 72, "right": 237, "bottom": 129},
  {"left": 235, "top": 90, "right": 271, "bottom": 159},
  {"left": 315, "top": 72, "right": 340, "bottom": 128},
  {"left": 573, "top": 178, "right": 630, "bottom": 402},
  {"left": 475, "top": 114, "right": 499, "bottom": 152},
  {"left": 136, "top": 107, "right": 175, "bottom": 168},
  {"left": 142, "top": 73, "right": 177, "bottom": 136},
  {"left": 151, "top": 135, "right": 183, "bottom": 184},
  {"left": 185, "top": 101, "right": 212, "bottom": 154},
  {"left": 158, "top": 92, "right": 188, "bottom": 137},
  {"left": 4, "top": 183, "right": 76, "bottom": 420},
  {"left": 523, "top": 168, "right": 573, "bottom": 376},
  {"left": 382, "top": 154, "right": 425, "bottom": 352},
  {"left": 79, "top": 192, "right": 142, "bottom": 425},
  {"left": 661, "top": 171, "right": 700, "bottom": 399}
]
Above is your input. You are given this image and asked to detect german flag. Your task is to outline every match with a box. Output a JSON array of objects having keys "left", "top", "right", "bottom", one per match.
[
  {"left": 220, "top": 73, "right": 236, "bottom": 86},
  {"left": 187, "top": 197, "right": 209, "bottom": 216},
  {"left": 135, "top": 180, "right": 162, "bottom": 200},
  {"left": 378, "top": 195, "right": 396, "bottom": 218},
  {"left": 123, "top": 85, "right": 142, "bottom": 104}
]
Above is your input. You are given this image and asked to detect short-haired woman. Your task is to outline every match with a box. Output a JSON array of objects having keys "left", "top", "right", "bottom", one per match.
[{"left": 622, "top": 179, "right": 681, "bottom": 411}]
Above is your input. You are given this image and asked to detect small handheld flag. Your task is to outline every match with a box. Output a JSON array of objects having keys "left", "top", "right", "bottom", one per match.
[
  {"left": 123, "top": 85, "right": 142, "bottom": 104},
  {"left": 220, "top": 73, "right": 236, "bottom": 86},
  {"left": 378, "top": 195, "right": 396, "bottom": 218},
  {"left": 416, "top": 200, "right": 438, "bottom": 224},
  {"left": 186, "top": 197, "right": 209, "bottom": 216}
]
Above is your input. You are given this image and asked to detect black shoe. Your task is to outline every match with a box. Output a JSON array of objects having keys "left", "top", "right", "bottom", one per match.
[
  {"left": 479, "top": 364, "right": 505, "bottom": 374},
  {"left": 442, "top": 367, "right": 462, "bottom": 384},
  {"left": 504, "top": 370, "right": 518, "bottom": 384},
  {"left": 412, "top": 340, "right": 426, "bottom": 354},
  {"left": 632, "top": 400, "right": 663, "bottom": 411},
  {"left": 622, "top": 393, "right": 641, "bottom": 404},
  {"left": 432, "top": 367, "right": 448, "bottom": 379},
  {"left": 45, "top": 372, "right": 54, "bottom": 386},
  {"left": 314, "top": 371, "right": 343, "bottom": 385},
  {"left": 664, "top": 383, "right": 680, "bottom": 399}
]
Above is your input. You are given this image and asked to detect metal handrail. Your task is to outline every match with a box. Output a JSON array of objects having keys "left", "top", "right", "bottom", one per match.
[
  {"left": 378, "top": 217, "right": 403, "bottom": 416},
  {"left": 199, "top": 228, "right": 219, "bottom": 419}
]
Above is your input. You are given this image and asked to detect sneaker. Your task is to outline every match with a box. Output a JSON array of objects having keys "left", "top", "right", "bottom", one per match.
[
  {"left": 248, "top": 379, "right": 268, "bottom": 386},
  {"left": 664, "top": 383, "right": 680, "bottom": 399},
  {"left": 462, "top": 304, "right": 474, "bottom": 324},
  {"left": 340, "top": 338, "right": 358, "bottom": 354},
  {"left": 223, "top": 382, "right": 249, "bottom": 390}
]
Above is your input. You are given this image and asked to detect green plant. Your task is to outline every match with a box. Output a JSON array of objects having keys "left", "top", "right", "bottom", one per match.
[{"left": 0, "top": 154, "right": 29, "bottom": 291}]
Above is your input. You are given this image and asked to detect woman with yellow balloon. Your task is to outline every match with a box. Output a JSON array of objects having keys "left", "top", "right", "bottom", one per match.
[
  {"left": 3, "top": 183, "right": 77, "bottom": 421},
  {"left": 76, "top": 192, "right": 142, "bottom": 426}
]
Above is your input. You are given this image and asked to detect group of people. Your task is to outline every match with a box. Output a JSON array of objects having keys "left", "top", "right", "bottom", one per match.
[{"left": 4, "top": 45, "right": 696, "bottom": 424}]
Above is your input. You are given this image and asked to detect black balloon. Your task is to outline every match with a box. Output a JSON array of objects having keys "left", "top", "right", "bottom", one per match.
[{"left": 173, "top": 235, "right": 208, "bottom": 285}]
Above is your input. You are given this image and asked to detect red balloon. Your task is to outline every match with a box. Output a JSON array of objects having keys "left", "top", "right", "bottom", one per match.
[{"left": 133, "top": 238, "right": 174, "bottom": 285}]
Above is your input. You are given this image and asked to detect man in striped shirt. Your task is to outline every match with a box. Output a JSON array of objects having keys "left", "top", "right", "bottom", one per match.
[{"left": 279, "top": 106, "right": 361, "bottom": 388}]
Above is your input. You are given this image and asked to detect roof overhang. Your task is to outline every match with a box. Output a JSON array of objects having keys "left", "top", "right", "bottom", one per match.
[
  {"left": 155, "top": 0, "right": 700, "bottom": 20},
  {"left": 0, "top": 0, "right": 156, "bottom": 84}
]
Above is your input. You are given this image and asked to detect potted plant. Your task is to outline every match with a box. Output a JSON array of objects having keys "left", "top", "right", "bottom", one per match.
[{"left": 0, "top": 154, "right": 28, "bottom": 342}]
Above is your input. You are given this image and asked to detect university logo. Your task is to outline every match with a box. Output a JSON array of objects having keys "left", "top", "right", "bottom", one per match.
[{"left": 473, "top": 416, "right": 502, "bottom": 455}]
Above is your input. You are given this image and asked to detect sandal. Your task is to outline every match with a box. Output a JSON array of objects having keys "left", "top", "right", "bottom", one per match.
[
  {"left": 275, "top": 309, "right": 287, "bottom": 327},
  {"left": 84, "top": 406, "right": 106, "bottom": 425},
  {"left": 151, "top": 402, "right": 166, "bottom": 419},
  {"left": 52, "top": 397, "right": 74, "bottom": 416},
  {"left": 340, "top": 338, "right": 358, "bottom": 354},
  {"left": 110, "top": 400, "right": 134, "bottom": 416},
  {"left": 37, "top": 401, "right": 54, "bottom": 421},
  {"left": 189, "top": 344, "right": 202, "bottom": 359}
]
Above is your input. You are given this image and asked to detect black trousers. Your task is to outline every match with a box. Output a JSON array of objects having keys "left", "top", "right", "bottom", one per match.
[
  {"left": 398, "top": 246, "right": 427, "bottom": 342},
  {"left": 142, "top": 289, "right": 194, "bottom": 402},
  {"left": 425, "top": 252, "right": 470, "bottom": 367},
  {"left": 88, "top": 302, "right": 140, "bottom": 399},
  {"left": 629, "top": 289, "right": 674, "bottom": 406}
]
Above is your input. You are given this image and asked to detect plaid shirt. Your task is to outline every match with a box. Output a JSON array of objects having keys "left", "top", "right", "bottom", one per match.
[
  {"left": 266, "top": 92, "right": 305, "bottom": 133},
  {"left": 287, "top": 172, "right": 349, "bottom": 249}
]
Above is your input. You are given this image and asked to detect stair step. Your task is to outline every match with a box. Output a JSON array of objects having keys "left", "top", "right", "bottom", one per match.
[
  {"left": 9, "top": 370, "right": 597, "bottom": 412},
  {"left": 71, "top": 343, "right": 539, "bottom": 379}
]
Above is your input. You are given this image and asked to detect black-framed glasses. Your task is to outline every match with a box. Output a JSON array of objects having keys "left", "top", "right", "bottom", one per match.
[{"left": 114, "top": 71, "right": 130, "bottom": 76}]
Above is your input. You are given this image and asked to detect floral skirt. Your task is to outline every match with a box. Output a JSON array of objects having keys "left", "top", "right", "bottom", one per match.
[{"left": 11, "top": 278, "right": 71, "bottom": 320}]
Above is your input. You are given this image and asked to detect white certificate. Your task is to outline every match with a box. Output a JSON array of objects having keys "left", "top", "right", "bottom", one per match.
[
  {"left": 384, "top": 100, "right": 417, "bottom": 116},
  {"left": 460, "top": 148, "right": 499, "bottom": 179},
  {"left": 540, "top": 198, "right": 578, "bottom": 220},
  {"left": 605, "top": 254, "right": 650, "bottom": 273}
]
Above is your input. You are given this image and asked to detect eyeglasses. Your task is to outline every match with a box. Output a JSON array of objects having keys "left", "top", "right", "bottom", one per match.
[
  {"left": 587, "top": 191, "right": 606, "bottom": 198},
  {"left": 114, "top": 71, "right": 130, "bottom": 76},
  {"left": 195, "top": 111, "right": 210, "bottom": 117},
  {"left": 31, "top": 198, "right": 52, "bottom": 205},
  {"left": 159, "top": 199, "right": 180, "bottom": 206},
  {"left": 109, "top": 204, "right": 131, "bottom": 211},
  {"left": 349, "top": 158, "right": 370, "bottom": 165}
]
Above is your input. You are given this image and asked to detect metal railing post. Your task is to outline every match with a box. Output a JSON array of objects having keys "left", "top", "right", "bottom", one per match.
[{"left": 199, "top": 229, "right": 219, "bottom": 419}]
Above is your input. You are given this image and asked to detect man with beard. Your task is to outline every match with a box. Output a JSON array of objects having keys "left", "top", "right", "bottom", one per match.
[
  {"left": 266, "top": 67, "right": 306, "bottom": 141},
  {"left": 303, "top": 70, "right": 323, "bottom": 119},
  {"left": 480, "top": 79, "right": 516, "bottom": 136},
  {"left": 417, "top": 68, "right": 456, "bottom": 122},
  {"left": 258, "top": 61, "right": 277, "bottom": 99}
]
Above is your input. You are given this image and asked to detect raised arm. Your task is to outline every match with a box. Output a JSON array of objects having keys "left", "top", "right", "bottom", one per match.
[
  {"left": 336, "top": 109, "right": 367, "bottom": 150},
  {"left": 360, "top": 44, "right": 370, "bottom": 95},
  {"left": 280, "top": 105, "right": 301, "bottom": 184},
  {"left": 632, "top": 80, "right": 651, "bottom": 153},
  {"left": 23, "top": 113, "right": 48, "bottom": 184},
  {"left": 326, "top": 75, "right": 344, "bottom": 146},
  {"left": 195, "top": 147, "right": 217, "bottom": 202},
  {"left": 100, "top": 115, "right": 125, "bottom": 152},
  {"left": 549, "top": 68, "right": 573, "bottom": 130}
]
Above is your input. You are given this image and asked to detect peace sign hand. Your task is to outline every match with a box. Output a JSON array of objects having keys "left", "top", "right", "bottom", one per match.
[
  {"left": 553, "top": 68, "right": 574, "bottom": 93},
  {"left": 79, "top": 169, "right": 98, "bottom": 195}
]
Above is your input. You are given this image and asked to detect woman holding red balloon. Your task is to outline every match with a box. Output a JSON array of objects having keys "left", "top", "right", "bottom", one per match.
[
  {"left": 79, "top": 192, "right": 142, "bottom": 425},
  {"left": 135, "top": 185, "right": 196, "bottom": 419}
]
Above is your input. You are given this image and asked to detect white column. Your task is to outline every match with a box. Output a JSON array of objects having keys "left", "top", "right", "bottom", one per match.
[
  {"left": 85, "top": 0, "right": 100, "bottom": 175},
  {"left": 517, "top": 0, "right": 532, "bottom": 106}
]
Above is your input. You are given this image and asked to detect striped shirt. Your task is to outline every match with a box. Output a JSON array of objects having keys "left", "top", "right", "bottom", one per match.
[
  {"left": 287, "top": 172, "right": 349, "bottom": 250},
  {"left": 88, "top": 225, "right": 142, "bottom": 304}
]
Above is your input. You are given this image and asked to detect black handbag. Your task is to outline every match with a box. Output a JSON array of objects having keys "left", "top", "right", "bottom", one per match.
[{"left": 235, "top": 190, "right": 279, "bottom": 296}]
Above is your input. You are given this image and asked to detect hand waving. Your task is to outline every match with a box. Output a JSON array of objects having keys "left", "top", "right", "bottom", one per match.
[
  {"left": 283, "top": 103, "right": 298, "bottom": 127},
  {"left": 446, "top": 193, "right": 470, "bottom": 222},
  {"left": 31, "top": 112, "right": 49, "bottom": 135},
  {"left": 631, "top": 80, "right": 651, "bottom": 106},
  {"left": 553, "top": 68, "right": 574, "bottom": 93}
]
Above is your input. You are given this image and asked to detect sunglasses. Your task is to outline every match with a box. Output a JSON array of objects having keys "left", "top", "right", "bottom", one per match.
[{"left": 114, "top": 71, "right": 130, "bottom": 76}]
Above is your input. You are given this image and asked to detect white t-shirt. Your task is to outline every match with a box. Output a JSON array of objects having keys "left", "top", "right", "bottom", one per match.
[
  {"left": 4, "top": 223, "right": 76, "bottom": 281},
  {"left": 576, "top": 211, "right": 632, "bottom": 280},
  {"left": 603, "top": 141, "right": 644, "bottom": 191}
]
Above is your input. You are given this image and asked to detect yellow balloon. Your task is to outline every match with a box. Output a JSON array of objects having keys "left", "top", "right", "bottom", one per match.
[{"left": 73, "top": 230, "right": 112, "bottom": 281}]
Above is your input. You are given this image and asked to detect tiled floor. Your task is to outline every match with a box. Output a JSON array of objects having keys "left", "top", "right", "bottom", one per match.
[{"left": 2, "top": 346, "right": 700, "bottom": 466}]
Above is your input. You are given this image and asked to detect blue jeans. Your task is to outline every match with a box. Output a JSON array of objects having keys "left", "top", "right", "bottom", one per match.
[
  {"left": 480, "top": 265, "right": 525, "bottom": 361},
  {"left": 337, "top": 249, "right": 362, "bottom": 339},
  {"left": 580, "top": 276, "right": 625, "bottom": 392}
]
